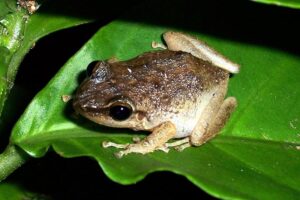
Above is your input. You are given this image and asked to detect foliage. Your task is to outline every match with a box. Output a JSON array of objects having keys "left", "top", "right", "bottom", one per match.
[{"left": 1, "top": 0, "right": 300, "bottom": 199}]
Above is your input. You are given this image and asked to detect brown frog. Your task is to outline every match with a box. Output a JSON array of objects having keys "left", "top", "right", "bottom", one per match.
[{"left": 73, "top": 32, "right": 239, "bottom": 158}]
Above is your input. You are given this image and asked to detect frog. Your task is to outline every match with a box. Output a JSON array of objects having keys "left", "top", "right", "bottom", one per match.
[{"left": 72, "top": 31, "right": 240, "bottom": 158}]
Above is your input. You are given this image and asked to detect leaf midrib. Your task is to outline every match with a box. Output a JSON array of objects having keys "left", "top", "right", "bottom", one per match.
[{"left": 14, "top": 128, "right": 300, "bottom": 148}]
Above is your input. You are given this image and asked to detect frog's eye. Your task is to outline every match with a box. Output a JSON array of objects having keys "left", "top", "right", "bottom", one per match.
[
  {"left": 109, "top": 103, "right": 132, "bottom": 121},
  {"left": 86, "top": 61, "right": 99, "bottom": 77}
]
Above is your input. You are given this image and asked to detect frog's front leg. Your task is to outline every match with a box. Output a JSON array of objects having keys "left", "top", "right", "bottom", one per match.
[{"left": 102, "top": 121, "right": 176, "bottom": 158}]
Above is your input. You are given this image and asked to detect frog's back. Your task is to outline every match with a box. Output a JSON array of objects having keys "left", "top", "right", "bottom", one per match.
[{"left": 110, "top": 50, "right": 229, "bottom": 137}]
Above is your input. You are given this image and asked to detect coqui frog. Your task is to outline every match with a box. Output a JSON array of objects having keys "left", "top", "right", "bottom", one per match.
[{"left": 73, "top": 32, "right": 240, "bottom": 158}]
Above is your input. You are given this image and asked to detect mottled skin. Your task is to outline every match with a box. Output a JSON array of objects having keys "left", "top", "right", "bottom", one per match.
[
  {"left": 74, "top": 50, "right": 228, "bottom": 136},
  {"left": 73, "top": 32, "right": 239, "bottom": 158}
]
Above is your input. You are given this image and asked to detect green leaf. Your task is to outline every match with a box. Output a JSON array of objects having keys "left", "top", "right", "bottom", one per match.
[
  {"left": 10, "top": 20, "right": 300, "bottom": 198},
  {"left": 253, "top": 0, "right": 300, "bottom": 9},
  {"left": 0, "top": 0, "right": 93, "bottom": 118},
  {"left": 10, "top": 1, "right": 300, "bottom": 199},
  {"left": 0, "top": 4, "right": 26, "bottom": 116},
  {"left": 0, "top": 0, "right": 17, "bottom": 18},
  {"left": 0, "top": 182, "right": 50, "bottom": 200}
]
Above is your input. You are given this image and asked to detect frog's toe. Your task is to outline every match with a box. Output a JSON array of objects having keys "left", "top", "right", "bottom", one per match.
[
  {"left": 165, "top": 137, "right": 190, "bottom": 148},
  {"left": 174, "top": 143, "right": 191, "bottom": 152},
  {"left": 163, "top": 137, "right": 191, "bottom": 152},
  {"left": 156, "top": 145, "right": 170, "bottom": 153},
  {"left": 132, "top": 136, "right": 141, "bottom": 143},
  {"left": 151, "top": 41, "right": 167, "bottom": 49},
  {"left": 114, "top": 151, "right": 125, "bottom": 159},
  {"left": 102, "top": 141, "right": 129, "bottom": 149}
]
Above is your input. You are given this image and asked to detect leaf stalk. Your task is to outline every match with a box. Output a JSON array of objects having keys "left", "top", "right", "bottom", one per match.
[{"left": 0, "top": 145, "right": 28, "bottom": 181}]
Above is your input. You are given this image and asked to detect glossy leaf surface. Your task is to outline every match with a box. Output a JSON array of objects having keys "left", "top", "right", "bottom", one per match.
[{"left": 10, "top": 1, "right": 300, "bottom": 199}]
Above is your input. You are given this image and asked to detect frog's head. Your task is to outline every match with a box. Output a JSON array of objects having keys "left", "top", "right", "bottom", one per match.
[{"left": 73, "top": 60, "right": 149, "bottom": 130}]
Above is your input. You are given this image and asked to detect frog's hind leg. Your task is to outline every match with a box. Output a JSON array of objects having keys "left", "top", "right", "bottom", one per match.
[
  {"left": 163, "top": 32, "right": 240, "bottom": 74},
  {"left": 151, "top": 41, "right": 167, "bottom": 49},
  {"left": 190, "top": 97, "right": 237, "bottom": 147},
  {"left": 173, "top": 97, "right": 236, "bottom": 152}
]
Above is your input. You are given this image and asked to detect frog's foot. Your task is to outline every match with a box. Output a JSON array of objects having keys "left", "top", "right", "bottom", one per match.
[
  {"left": 103, "top": 122, "right": 176, "bottom": 158},
  {"left": 102, "top": 139, "right": 169, "bottom": 158},
  {"left": 131, "top": 137, "right": 170, "bottom": 153},
  {"left": 165, "top": 137, "right": 189, "bottom": 147},
  {"left": 151, "top": 41, "right": 167, "bottom": 49},
  {"left": 174, "top": 143, "right": 191, "bottom": 152},
  {"left": 113, "top": 143, "right": 156, "bottom": 158},
  {"left": 103, "top": 136, "right": 189, "bottom": 158},
  {"left": 132, "top": 137, "right": 171, "bottom": 153},
  {"left": 156, "top": 144, "right": 170, "bottom": 153},
  {"left": 165, "top": 137, "right": 192, "bottom": 152},
  {"left": 102, "top": 136, "right": 140, "bottom": 148}
]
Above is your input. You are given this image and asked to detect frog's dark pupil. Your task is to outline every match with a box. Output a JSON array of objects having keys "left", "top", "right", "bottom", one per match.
[
  {"left": 86, "top": 61, "right": 99, "bottom": 77},
  {"left": 109, "top": 105, "right": 132, "bottom": 121}
]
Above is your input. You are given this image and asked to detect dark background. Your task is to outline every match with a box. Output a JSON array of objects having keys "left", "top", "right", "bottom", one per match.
[{"left": 2, "top": 0, "right": 300, "bottom": 199}]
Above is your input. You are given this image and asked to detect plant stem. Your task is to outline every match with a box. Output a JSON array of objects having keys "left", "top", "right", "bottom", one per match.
[
  {"left": 0, "top": 7, "right": 27, "bottom": 118},
  {"left": 0, "top": 145, "right": 29, "bottom": 181}
]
